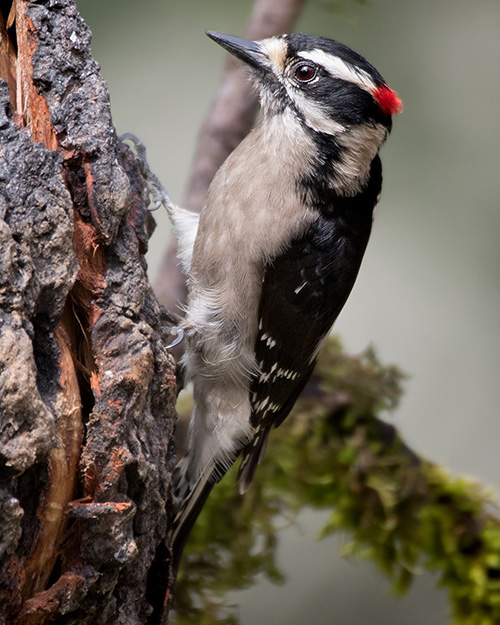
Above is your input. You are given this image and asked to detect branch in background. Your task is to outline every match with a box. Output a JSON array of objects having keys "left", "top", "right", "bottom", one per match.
[
  {"left": 154, "top": 0, "right": 309, "bottom": 314},
  {"left": 182, "top": 0, "right": 309, "bottom": 214}
]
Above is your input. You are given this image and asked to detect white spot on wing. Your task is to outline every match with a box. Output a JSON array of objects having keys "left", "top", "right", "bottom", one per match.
[
  {"left": 260, "top": 333, "right": 277, "bottom": 349},
  {"left": 259, "top": 371, "right": 271, "bottom": 383},
  {"left": 256, "top": 397, "right": 269, "bottom": 411},
  {"left": 275, "top": 367, "right": 300, "bottom": 381}
]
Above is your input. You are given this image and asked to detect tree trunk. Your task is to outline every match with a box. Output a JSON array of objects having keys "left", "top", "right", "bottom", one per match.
[{"left": 0, "top": 1, "right": 176, "bottom": 623}]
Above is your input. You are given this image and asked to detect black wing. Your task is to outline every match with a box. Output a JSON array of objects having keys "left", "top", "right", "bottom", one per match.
[{"left": 238, "top": 156, "right": 382, "bottom": 490}]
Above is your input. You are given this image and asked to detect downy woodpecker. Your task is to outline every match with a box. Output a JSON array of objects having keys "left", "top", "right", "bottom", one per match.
[{"left": 167, "top": 31, "right": 402, "bottom": 555}]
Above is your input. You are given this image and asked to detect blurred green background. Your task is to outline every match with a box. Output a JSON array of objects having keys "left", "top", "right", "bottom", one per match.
[{"left": 78, "top": 1, "right": 500, "bottom": 623}]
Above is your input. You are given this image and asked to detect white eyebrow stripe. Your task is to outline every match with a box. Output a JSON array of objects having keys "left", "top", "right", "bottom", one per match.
[{"left": 298, "top": 49, "right": 377, "bottom": 94}]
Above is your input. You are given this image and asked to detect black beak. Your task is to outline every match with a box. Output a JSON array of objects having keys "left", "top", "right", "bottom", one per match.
[{"left": 206, "top": 31, "right": 268, "bottom": 72}]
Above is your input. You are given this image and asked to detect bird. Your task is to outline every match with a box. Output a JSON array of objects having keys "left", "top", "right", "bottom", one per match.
[{"left": 164, "top": 30, "right": 402, "bottom": 561}]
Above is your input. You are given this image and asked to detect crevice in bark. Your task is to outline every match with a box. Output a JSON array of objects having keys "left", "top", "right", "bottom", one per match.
[{"left": 0, "top": 1, "right": 177, "bottom": 622}]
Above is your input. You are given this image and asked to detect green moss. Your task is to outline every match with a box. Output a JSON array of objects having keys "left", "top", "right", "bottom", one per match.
[{"left": 171, "top": 337, "right": 500, "bottom": 625}]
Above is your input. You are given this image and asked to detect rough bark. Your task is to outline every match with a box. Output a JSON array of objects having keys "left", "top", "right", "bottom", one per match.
[{"left": 0, "top": 1, "right": 176, "bottom": 623}]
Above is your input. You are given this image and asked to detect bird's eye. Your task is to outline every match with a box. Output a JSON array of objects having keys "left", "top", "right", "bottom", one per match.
[{"left": 293, "top": 63, "right": 317, "bottom": 83}]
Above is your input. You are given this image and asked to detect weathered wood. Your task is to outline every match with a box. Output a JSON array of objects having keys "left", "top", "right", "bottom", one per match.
[{"left": 0, "top": 1, "right": 176, "bottom": 622}]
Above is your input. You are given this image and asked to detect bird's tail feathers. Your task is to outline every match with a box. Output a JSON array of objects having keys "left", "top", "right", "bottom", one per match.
[
  {"left": 237, "top": 426, "right": 271, "bottom": 494},
  {"left": 171, "top": 438, "right": 249, "bottom": 568},
  {"left": 170, "top": 460, "right": 216, "bottom": 570},
  {"left": 171, "top": 422, "right": 256, "bottom": 567}
]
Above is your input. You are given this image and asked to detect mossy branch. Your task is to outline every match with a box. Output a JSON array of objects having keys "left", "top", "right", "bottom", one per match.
[{"left": 173, "top": 337, "right": 500, "bottom": 625}]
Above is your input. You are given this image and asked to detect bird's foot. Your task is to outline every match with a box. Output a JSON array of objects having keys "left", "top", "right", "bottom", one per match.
[
  {"left": 160, "top": 308, "right": 185, "bottom": 350},
  {"left": 120, "top": 132, "right": 174, "bottom": 212}
]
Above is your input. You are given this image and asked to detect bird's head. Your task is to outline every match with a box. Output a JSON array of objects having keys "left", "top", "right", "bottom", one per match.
[{"left": 207, "top": 31, "right": 402, "bottom": 136}]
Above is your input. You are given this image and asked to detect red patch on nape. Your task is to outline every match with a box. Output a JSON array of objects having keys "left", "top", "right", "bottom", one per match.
[{"left": 372, "top": 85, "right": 403, "bottom": 116}]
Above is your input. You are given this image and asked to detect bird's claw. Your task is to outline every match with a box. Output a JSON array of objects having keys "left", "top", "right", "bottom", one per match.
[
  {"left": 120, "top": 132, "right": 173, "bottom": 212},
  {"left": 163, "top": 325, "right": 185, "bottom": 350},
  {"left": 159, "top": 308, "right": 185, "bottom": 350}
]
